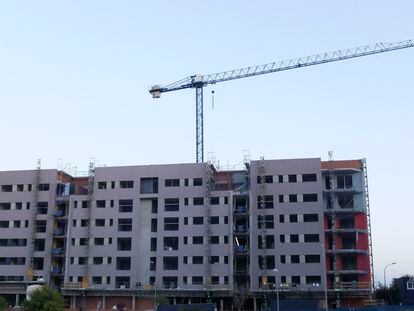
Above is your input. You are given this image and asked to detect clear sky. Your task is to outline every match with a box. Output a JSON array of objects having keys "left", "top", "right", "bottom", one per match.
[{"left": 0, "top": 1, "right": 413, "bottom": 284}]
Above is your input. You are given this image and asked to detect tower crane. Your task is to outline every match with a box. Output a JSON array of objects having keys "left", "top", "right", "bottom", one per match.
[{"left": 149, "top": 39, "right": 414, "bottom": 163}]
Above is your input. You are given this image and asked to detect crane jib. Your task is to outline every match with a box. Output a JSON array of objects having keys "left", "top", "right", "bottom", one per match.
[{"left": 149, "top": 39, "right": 414, "bottom": 162}]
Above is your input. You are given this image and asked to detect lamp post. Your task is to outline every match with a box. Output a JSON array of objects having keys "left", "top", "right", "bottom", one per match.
[
  {"left": 384, "top": 262, "right": 396, "bottom": 305},
  {"left": 273, "top": 268, "right": 279, "bottom": 311},
  {"left": 321, "top": 243, "right": 328, "bottom": 311}
]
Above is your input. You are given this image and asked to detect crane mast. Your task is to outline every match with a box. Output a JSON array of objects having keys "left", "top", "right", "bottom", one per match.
[{"left": 150, "top": 39, "right": 414, "bottom": 163}]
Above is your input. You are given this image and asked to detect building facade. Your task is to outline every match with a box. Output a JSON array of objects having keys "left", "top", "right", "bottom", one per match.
[{"left": 0, "top": 157, "right": 373, "bottom": 310}]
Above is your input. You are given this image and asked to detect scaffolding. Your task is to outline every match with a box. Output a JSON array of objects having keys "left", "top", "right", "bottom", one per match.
[
  {"left": 83, "top": 158, "right": 95, "bottom": 289},
  {"left": 205, "top": 161, "right": 215, "bottom": 299},
  {"left": 27, "top": 159, "right": 41, "bottom": 281},
  {"left": 327, "top": 151, "right": 340, "bottom": 307},
  {"left": 362, "top": 158, "right": 374, "bottom": 292}
]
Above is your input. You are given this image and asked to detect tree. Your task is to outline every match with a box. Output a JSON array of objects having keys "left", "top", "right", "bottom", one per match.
[
  {"left": 0, "top": 296, "right": 7, "bottom": 311},
  {"left": 22, "top": 287, "right": 65, "bottom": 311}
]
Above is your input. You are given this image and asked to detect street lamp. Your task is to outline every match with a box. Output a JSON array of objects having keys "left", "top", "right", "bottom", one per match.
[
  {"left": 273, "top": 268, "right": 279, "bottom": 311},
  {"left": 320, "top": 243, "right": 328, "bottom": 311},
  {"left": 384, "top": 262, "right": 396, "bottom": 305}
]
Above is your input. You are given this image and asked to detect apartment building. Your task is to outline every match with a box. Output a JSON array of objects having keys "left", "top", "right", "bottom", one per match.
[{"left": 0, "top": 157, "right": 373, "bottom": 310}]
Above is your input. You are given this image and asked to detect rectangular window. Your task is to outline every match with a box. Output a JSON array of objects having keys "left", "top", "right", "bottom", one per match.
[
  {"left": 292, "top": 276, "right": 301, "bottom": 286},
  {"left": 258, "top": 215, "right": 274, "bottom": 229},
  {"left": 34, "top": 239, "right": 45, "bottom": 251},
  {"left": 93, "top": 257, "right": 103, "bottom": 265},
  {"left": 165, "top": 179, "right": 180, "bottom": 187},
  {"left": 210, "top": 236, "right": 219, "bottom": 244},
  {"left": 116, "top": 257, "right": 131, "bottom": 270},
  {"left": 279, "top": 195, "right": 284, "bottom": 203},
  {"left": 257, "top": 195, "right": 274, "bottom": 209},
  {"left": 37, "top": 202, "right": 48, "bottom": 214},
  {"left": 151, "top": 199, "right": 158, "bottom": 213},
  {"left": 289, "top": 214, "right": 298, "bottom": 223},
  {"left": 289, "top": 194, "right": 297, "bottom": 203},
  {"left": 98, "top": 182, "right": 107, "bottom": 189},
  {"left": 163, "top": 257, "right": 178, "bottom": 270},
  {"left": 192, "top": 276, "right": 203, "bottom": 285},
  {"left": 95, "top": 219, "right": 105, "bottom": 227},
  {"left": 151, "top": 219, "right": 157, "bottom": 232},
  {"left": 150, "top": 257, "right": 156, "bottom": 271},
  {"left": 94, "top": 238, "right": 104, "bottom": 246},
  {"left": 118, "top": 218, "right": 132, "bottom": 232},
  {"left": 117, "top": 238, "right": 132, "bottom": 251},
  {"left": 258, "top": 235, "right": 275, "bottom": 249},
  {"left": 290, "top": 234, "right": 299, "bottom": 243},
  {"left": 291, "top": 255, "right": 300, "bottom": 264},
  {"left": 280, "top": 255, "right": 286, "bottom": 264},
  {"left": 211, "top": 197, "right": 219, "bottom": 205},
  {"left": 302, "top": 174, "right": 317, "bottom": 182},
  {"left": 258, "top": 255, "right": 275, "bottom": 269},
  {"left": 211, "top": 256, "right": 219, "bottom": 264},
  {"left": 163, "top": 237, "right": 178, "bottom": 251},
  {"left": 92, "top": 276, "right": 102, "bottom": 284},
  {"left": 96, "top": 200, "right": 106, "bottom": 208},
  {"left": 257, "top": 175, "right": 273, "bottom": 184},
  {"left": 193, "top": 236, "right": 203, "bottom": 244},
  {"left": 140, "top": 177, "right": 158, "bottom": 194},
  {"left": 279, "top": 215, "right": 284, "bottom": 223},
  {"left": 119, "top": 199, "right": 133, "bottom": 213},
  {"left": 78, "top": 257, "right": 87, "bottom": 265},
  {"left": 303, "top": 193, "right": 318, "bottom": 202},
  {"left": 120, "top": 180, "right": 134, "bottom": 189},
  {"left": 306, "top": 276, "right": 321, "bottom": 285},
  {"left": 38, "top": 183, "right": 50, "bottom": 191},
  {"left": 210, "top": 216, "right": 219, "bottom": 224},
  {"left": 304, "top": 234, "right": 319, "bottom": 243},
  {"left": 193, "top": 256, "right": 203, "bottom": 264},
  {"left": 35, "top": 220, "right": 47, "bottom": 233},
  {"left": 278, "top": 175, "right": 283, "bottom": 183},
  {"left": 305, "top": 255, "right": 320, "bottom": 263},
  {"left": 407, "top": 281, "right": 414, "bottom": 290},
  {"left": 304, "top": 214, "right": 319, "bottom": 222},
  {"left": 164, "top": 217, "right": 179, "bottom": 231},
  {"left": 212, "top": 276, "right": 220, "bottom": 285},
  {"left": 150, "top": 238, "right": 157, "bottom": 251},
  {"left": 1, "top": 185, "right": 12, "bottom": 192},
  {"left": 164, "top": 198, "right": 179, "bottom": 212},
  {"left": 337, "top": 175, "right": 353, "bottom": 189},
  {"left": 193, "top": 178, "right": 203, "bottom": 186},
  {"left": 193, "top": 217, "right": 204, "bottom": 225},
  {"left": 288, "top": 175, "right": 297, "bottom": 183},
  {"left": 115, "top": 276, "right": 130, "bottom": 289},
  {"left": 193, "top": 197, "right": 204, "bottom": 205}
]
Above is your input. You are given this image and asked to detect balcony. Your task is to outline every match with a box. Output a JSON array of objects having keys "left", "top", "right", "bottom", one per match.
[
  {"left": 234, "top": 206, "right": 248, "bottom": 215},
  {"left": 53, "top": 210, "right": 66, "bottom": 217},
  {"left": 53, "top": 228, "right": 65, "bottom": 236},
  {"left": 327, "top": 281, "right": 371, "bottom": 291},
  {"left": 234, "top": 225, "right": 249, "bottom": 234},
  {"left": 327, "top": 269, "right": 368, "bottom": 275},
  {"left": 52, "top": 247, "right": 64, "bottom": 256},
  {"left": 326, "top": 248, "right": 368, "bottom": 255},
  {"left": 234, "top": 245, "right": 249, "bottom": 255},
  {"left": 51, "top": 266, "right": 64, "bottom": 275}
]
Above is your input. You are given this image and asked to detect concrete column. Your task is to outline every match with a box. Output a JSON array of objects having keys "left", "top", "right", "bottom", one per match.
[
  {"left": 102, "top": 296, "right": 106, "bottom": 310},
  {"left": 220, "top": 299, "right": 224, "bottom": 311},
  {"left": 188, "top": 298, "right": 191, "bottom": 304},
  {"left": 15, "top": 294, "right": 20, "bottom": 307},
  {"left": 173, "top": 297, "right": 177, "bottom": 305},
  {"left": 132, "top": 296, "right": 136, "bottom": 311},
  {"left": 72, "top": 296, "right": 77, "bottom": 309},
  {"left": 253, "top": 297, "right": 257, "bottom": 311}
]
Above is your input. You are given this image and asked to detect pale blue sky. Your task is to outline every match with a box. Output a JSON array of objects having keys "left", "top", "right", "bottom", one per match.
[{"left": 1, "top": 1, "right": 413, "bottom": 284}]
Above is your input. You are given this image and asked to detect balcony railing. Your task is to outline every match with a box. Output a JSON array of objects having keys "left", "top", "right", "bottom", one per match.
[{"left": 327, "top": 281, "right": 371, "bottom": 290}]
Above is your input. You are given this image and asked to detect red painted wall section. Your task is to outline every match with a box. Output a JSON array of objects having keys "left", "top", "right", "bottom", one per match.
[
  {"left": 356, "top": 233, "right": 369, "bottom": 250},
  {"left": 355, "top": 214, "right": 368, "bottom": 230}
]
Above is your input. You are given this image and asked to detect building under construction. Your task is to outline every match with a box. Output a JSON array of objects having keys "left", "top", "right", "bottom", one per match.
[{"left": 0, "top": 156, "right": 373, "bottom": 310}]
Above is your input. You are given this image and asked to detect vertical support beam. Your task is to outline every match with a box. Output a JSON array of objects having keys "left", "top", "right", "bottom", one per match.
[
  {"left": 102, "top": 296, "right": 106, "bottom": 310},
  {"left": 173, "top": 297, "right": 177, "bottom": 305},
  {"left": 15, "top": 294, "right": 20, "bottom": 307},
  {"left": 195, "top": 86, "right": 204, "bottom": 163},
  {"left": 220, "top": 299, "right": 224, "bottom": 311},
  {"left": 132, "top": 295, "right": 136, "bottom": 311},
  {"left": 253, "top": 297, "right": 257, "bottom": 311}
]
